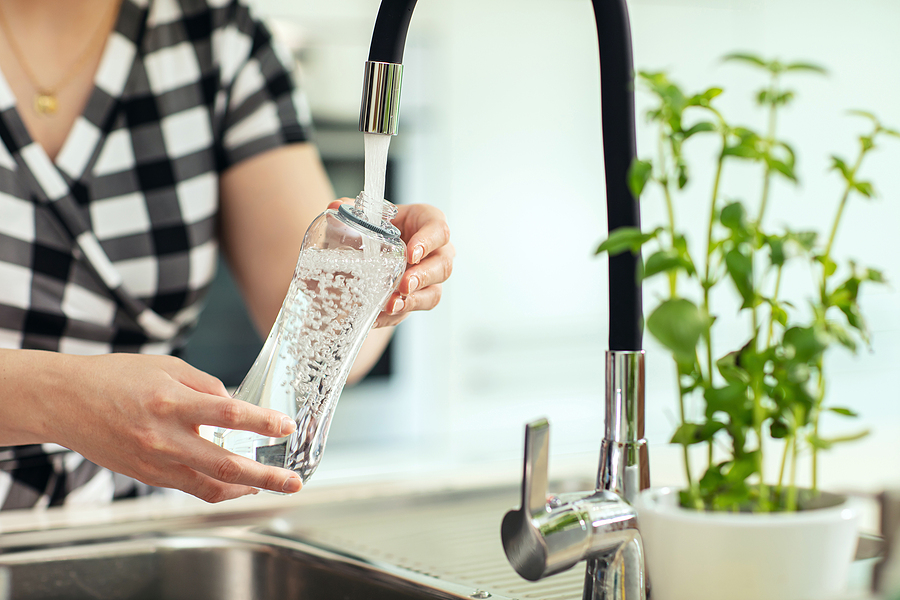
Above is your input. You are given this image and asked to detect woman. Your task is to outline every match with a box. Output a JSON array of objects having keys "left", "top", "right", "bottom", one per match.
[{"left": 0, "top": 0, "right": 453, "bottom": 509}]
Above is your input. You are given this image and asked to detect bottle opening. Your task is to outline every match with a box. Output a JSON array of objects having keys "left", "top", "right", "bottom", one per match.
[{"left": 341, "top": 195, "right": 401, "bottom": 239}]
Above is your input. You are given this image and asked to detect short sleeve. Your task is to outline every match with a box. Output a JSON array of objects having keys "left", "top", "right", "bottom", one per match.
[{"left": 212, "top": 1, "right": 313, "bottom": 170}]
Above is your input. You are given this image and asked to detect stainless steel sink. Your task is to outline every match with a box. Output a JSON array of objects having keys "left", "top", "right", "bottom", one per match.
[
  {"left": 0, "top": 482, "right": 883, "bottom": 600},
  {"left": 0, "top": 528, "right": 490, "bottom": 600}
]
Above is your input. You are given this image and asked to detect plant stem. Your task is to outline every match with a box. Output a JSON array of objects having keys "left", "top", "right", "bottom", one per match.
[
  {"left": 704, "top": 144, "right": 727, "bottom": 374},
  {"left": 749, "top": 79, "right": 782, "bottom": 511},
  {"left": 675, "top": 361, "right": 701, "bottom": 508},
  {"left": 812, "top": 368, "right": 825, "bottom": 492},
  {"left": 787, "top": 423, "right": 799, "bottom": 512},
  {"left": 753, "top": 381, "right": 768, "bottom": 509},
  {"left": 822, "top": 151, "right": 865, "bottom": 268},
  {"left": 777, "top": 433, "right": 790, "bottom": 492},
  {"left": 658, "top": 129, "right": 679, "bottom": 297},
  {"left": 756, "top": 75, "right": 780, "bottom": 226},
  {"left": 766, "top": 266, "right": 784, "bottom": 348},
  {"left": 812, "top": 148, "right": 866, "bottom": 491},
  {"left": 703, "top": 144, "right": 727, "bottom": 468}
]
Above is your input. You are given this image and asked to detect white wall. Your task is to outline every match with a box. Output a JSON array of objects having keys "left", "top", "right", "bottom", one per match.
[{"left": 252, "top": 0, "right": 900, "bottom": 492}]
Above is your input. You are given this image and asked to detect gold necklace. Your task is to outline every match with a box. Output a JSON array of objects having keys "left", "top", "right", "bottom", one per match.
[{"left": 0, "top": 1, "right": 120, "bottom": 116}]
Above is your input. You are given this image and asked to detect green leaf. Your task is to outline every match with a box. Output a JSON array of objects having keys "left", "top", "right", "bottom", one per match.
[
  {"left": 716, "top": 352, "right": 752, "bottom": 385},
  {"left": 671, "top": 422, "right": 724, "bottom": 446},
  {"left": 782, "top": 326, "right": 829, "bottom": 364},
  {"left": 725, "top": 249, "right": 755, "bottom": 308},
  {"left": 595, "top": 227, "right": 658, "bottom": 256},
  {"left": 826, "top": 321, "right": 858, "bottom": 352},
  {"left": 758, "top": 89, "right": 796, "bottom": 107},
  {"left": 767, "top": 156, "right": 797, "bottom": 182},
  {"left": 808, "top": 429, "right": 870, "bottom": 450},
  {"left": 766, "top": 236, "right": 786, "bottom": 267},
  {"left": 670, "top": 423, "right": 697, "bottom": 446},
  {"left": 848, "top": 109, "right": 878, "bottom": 123},
  {"left": 647, "top": 298, "right": 709, "bottom": 364},
  {"left": 683, "top": 121, "right": 717, "bottom": 138},
  {"left": 860, "top": 135, "right": 876, "bottom": 152},
  {"left": 816, "top": 254, "right": 837, "bottom": 277},
  {"left": 789, "top": 231, "right": 818, "bottom": 252},
  {"left": 723, "top": 141, "right": 762, "bottom": 160},
  {"left": 725, "top": 454, "right": 758, "bottom": 484},
  {"left": 677, "top": 162, "right": 689, "bottom": 189},
  {"left": 698, "top": 465, "right": 725, "bottom": 496},
  {"left": 643, "top": 249, "right": 696, "bottom": 280},
  {"left": 705, "top": 382, "right": 750, "bottom": 417},
  {"left": 628, "top": 159, "right": 653, "bottom": 199},
  {"left": 720, "top": 202, "right": 753, "bottom": 244},
  {"left": 785, "top": 61, "right": 828, "bottom": 75},
  {"left": 688, "top": 88, "right": 724, "bottom": 107},
  {"left": 722, "top": 53, "right": 767, "bottom": 68},
  {"left": 865, "top": 268, "right": 886, "bottom": 283},
  {"left": 771, "top": 304, "right": 788, "bottom": 327},
  {"left": 827, "top": 407, "right": 859, "bottom": 417},
  {"left": 853, "top": 180, "right": 876, "bottom": 198},
  {"left": 769, "top": 419, "right": 789, "bottom": 439},
  {"left": 830, "top": 155, "right": 852, "bottom": 181}
]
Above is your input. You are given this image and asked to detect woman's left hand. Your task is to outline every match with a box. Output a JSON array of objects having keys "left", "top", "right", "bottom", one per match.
[{"left": 329, "top": 200, "right": 454, "bottom": 328}]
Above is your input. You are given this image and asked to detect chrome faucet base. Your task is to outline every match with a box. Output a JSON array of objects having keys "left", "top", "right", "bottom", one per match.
[
  {"left": 598, "top": 440, "right": 649, "bottom": 505},
  {"left": 501, "top": 351, "right": 649, "bottom": 600}
]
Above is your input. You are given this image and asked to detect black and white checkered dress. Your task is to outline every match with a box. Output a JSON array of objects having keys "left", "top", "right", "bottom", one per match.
[{"left": 0, "top": 0, "right": 311, "bottom": 509}]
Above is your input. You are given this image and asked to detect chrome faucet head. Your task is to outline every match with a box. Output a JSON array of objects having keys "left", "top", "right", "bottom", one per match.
[{"left": 359, "top": 61, "right": 403, "bottom": 135}]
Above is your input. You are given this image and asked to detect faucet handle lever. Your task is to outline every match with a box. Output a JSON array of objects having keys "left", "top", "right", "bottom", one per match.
[{"left": 521, "top": 418, "right": 550, "bottom": 516}]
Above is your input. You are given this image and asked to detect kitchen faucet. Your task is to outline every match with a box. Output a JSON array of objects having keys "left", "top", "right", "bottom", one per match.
[
  {"left": 361, "top": 1, "right": 648, "bottom": 598},
  {"left": 500, "top": 351, "right": 648, "bottom": 600}
]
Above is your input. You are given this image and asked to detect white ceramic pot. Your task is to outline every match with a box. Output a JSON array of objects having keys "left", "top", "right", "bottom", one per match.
[{"left": 636, "top": 487, "right": 861, "bottom": 600}]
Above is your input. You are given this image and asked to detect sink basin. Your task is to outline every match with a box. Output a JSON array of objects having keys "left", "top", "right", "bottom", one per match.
[
  {"left": 0, "top": 529, "right": 487, "bottom": 600},
  {"left": 0, "top": 482, "right": 881, "bottom": 600}
]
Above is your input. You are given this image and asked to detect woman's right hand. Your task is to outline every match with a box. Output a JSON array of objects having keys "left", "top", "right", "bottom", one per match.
[{"left": 0, "top": 350, "right": 303, "bottom": 503}]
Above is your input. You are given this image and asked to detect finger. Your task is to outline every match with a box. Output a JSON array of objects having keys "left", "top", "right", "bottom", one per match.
[
  {"left": 164, "top": 356, "right": 231, "bottom": 398},
  {"left": 191, "top": 395, "right": 296, "bottom": 438},
  {"left": 381, "top": 283, "right": 443, "bottom": 319},
  {"left": 400, "top": 284, "right": 443, "bottom": 314},
  {"left": 188, "top": 439, "right": 303, "bottom": 494},
  {"left": 154, "top": 463, "right": 260, "bottom": 504},
  {"left": 327, "top": 198, "right": 354, "bottom": 211},
  {"left": 374, "top": 310, "right": 408, "bottom": 329},
  {"left": 399, "top": 206, "right": 450, "bottom": 265},
  {"left": 398, "top": 243, "right": 455, "bottom": 295}
]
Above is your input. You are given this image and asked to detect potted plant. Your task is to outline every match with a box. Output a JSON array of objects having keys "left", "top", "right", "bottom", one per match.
[{"left": 595, "top": 54, "right": 898, "bottom": 600}]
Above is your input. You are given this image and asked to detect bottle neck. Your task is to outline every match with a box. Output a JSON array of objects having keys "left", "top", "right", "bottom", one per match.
[
  {"left": 339, "top": 193, "right": 401, "bottom": 239},
  {"left": 354, "top": 192, "right": 398, "bottom": 224}
]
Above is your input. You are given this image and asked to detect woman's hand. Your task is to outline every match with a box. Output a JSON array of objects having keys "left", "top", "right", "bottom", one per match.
[
  {"left": 3, "top": 351, "right": 303, "bottom": 503},
  {"left": 328, "top": 200, "right": 455, "bottom": 328}
]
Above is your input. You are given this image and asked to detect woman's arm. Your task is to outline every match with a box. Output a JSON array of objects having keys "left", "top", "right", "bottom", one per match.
[{"left": 0, "top": 349, "right": 303, "bottom": 501}]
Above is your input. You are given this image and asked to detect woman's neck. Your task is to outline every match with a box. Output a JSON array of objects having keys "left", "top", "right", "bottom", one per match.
[{"left": 0, "top": 0, "right": 123, "bottom": 160}]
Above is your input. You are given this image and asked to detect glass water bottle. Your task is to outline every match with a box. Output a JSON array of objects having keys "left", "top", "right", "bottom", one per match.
[{"left": 214, "top": 194, "right": 406, "bottom": 483}]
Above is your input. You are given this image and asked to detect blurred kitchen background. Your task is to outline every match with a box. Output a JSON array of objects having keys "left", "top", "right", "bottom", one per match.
[{"left": 183, "top": 0, "right": 900, "bottom": 492}]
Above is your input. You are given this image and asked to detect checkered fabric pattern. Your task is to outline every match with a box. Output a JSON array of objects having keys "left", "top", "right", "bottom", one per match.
[{"left": 0, "top": 0, "right": 312, "bottom": 509}]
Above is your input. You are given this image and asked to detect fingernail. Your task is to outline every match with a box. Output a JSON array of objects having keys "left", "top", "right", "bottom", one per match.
[
  {"left": 281, "top": 417, "right": 296, "bottom": 435},
  {"left": 391, "top": 298, "right": 405, "bottom": 314},
  {"left": 282, "top": 477, "right": 302, "bottom": 493},
  {"left": 411, "top": 245, "right": 424, "bottom": 264},
  {"left": 408, "top": 275, "right": 419, "bottom": 294}
]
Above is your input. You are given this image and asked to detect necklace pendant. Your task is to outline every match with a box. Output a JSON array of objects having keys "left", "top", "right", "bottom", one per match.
[{"left": 34, "top": 92, "right": 58, "bottom": 115}]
